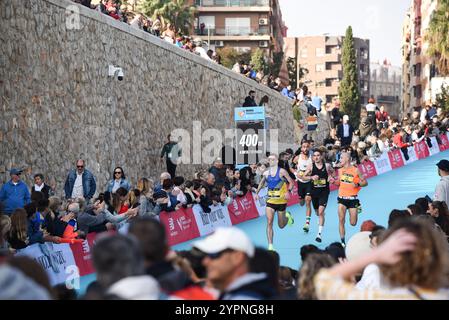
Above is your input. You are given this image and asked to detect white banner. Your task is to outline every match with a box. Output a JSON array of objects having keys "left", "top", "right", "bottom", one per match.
[
  {"left": 374, "top": 152, "right": 392, "bottom": 175},
  {"left": 428, "top": 136, "right": 441, "bottom": 156},
  {"left": 191, "top": 203, "right": 232, "bottom": 237},
  {"left": 253, "top": 187, "right": 268, "bottom": 217},
  {"left": 404, "top": 146, "right": 418, "bottom": 164},
  {"left": 16, "top": 242, "right": 77, "bottom": 286}
]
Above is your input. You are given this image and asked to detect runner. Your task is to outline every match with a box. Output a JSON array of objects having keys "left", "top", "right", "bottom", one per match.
[
  {"left": 303, "top": 149, "right": 337, "bottom": 243},
  {"left": 254, "top": 153, "right": 295, "bottom": 251},
  {"left": 332, "top": 152, "right": 368, "bottom": 247},
  {"left": 292, "top": 142, "right": 313, "bottom": 233}
]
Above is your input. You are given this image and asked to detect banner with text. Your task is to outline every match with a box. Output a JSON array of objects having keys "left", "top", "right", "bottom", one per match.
[
  {"left": 160, "top": 207, "right": 201, "bottom": 246},
  {"left": 253, "top": 187, "right": 268, "bottom": 217},
  {"left": 428, "top": 137, "right": 441, "bottom": 156},
  {"left": 388, "top": 149, "right": 406, "bottom": 170},
  {"left": 415, "top": 140, "right": 430, "bottom": 159},
  {"left": 227, "top": 192, "right": 260, "bottom": 225},
  {"left": 192, "top": 204, "right": 232, "bottom": 237},
  {"left": 374, "top": 152, "right": 393, "bottom": 175},
  {"left": 357, "top": 160, "right": 378, "bottom": 179}
]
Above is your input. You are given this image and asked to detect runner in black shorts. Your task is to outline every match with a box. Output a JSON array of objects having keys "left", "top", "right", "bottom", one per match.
[
  {"left": 292, "top": 142, "right": 313, "bottom": 232},
  {"left": 303, "top": 149, "right": 336, "bottom": 243}
]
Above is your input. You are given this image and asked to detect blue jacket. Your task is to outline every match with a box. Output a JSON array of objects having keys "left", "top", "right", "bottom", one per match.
[
  {"left": 106, "top": 178, "right": 131, "bottom": 193},
  {"left": 0, "top": 180, "right": 31, "bottom": 215},
  {"left": 64, "top": 169, "right": 97, "bottom": 200}
]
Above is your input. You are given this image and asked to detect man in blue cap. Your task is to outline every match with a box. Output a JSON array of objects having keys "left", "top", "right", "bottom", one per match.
[
  {"left": 0, "top": 168, "right": 31, "bottom": 215},
  {"left": 435, "top": 159, "right": 449, "bottom": 205}
]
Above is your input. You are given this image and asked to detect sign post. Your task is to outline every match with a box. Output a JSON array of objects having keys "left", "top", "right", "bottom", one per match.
[{"left": 234, "top": 107, "right": 266, "bottom": 165}]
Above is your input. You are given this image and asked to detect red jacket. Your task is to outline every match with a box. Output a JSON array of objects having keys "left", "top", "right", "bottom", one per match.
[{"left": 393, "top": 133, "right": 408, "bottom": 148}]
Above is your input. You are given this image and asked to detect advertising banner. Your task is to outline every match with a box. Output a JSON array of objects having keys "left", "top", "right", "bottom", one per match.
[
  {"left": 227, "top": 192, "right": 260, "bottom": 225},
  {"left": 357, "top": 160, "right": 378, "bottom": 179},
  {"left": 428, "top": 136, "right": 441, "bottom": 156},
  {"left": 159, "top": 207, "right": 201, "bottom": 246},
  {"left": 388, "top": 149, "right": 405, "bottom": 170},
  {"left": 192, "top": 204, "right": 232, "bottom": 237},
  {"left": 415, "top": 140, "right": 430, "bottom": 159},
  {"left": 374, "top": 152, "right": 393, "bottom": 175}
]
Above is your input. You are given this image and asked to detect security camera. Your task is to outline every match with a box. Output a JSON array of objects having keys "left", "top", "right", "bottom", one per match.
[{"left": 108, "top": 65, "right": 124, "bottom": 81}]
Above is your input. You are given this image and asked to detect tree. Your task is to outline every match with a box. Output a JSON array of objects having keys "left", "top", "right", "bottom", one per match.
[
  {"left": 268, "top": 51, "right": 284, "bottom": 77},
  {"left": 286, "top": 57, "right": 309, "bottom": 90},
  {"left": 216, "top": 47, "right": 251, "bottom": 69},
  {"left": 250, "top": 48, "right": 266, "bottom": 73},
  {"left": 425, "top": 0, "right": 449, "bottom": 75},
  {"left": 139, "top": 0, "right": 197, "bottom": 35},
  {"left": 436, "top": 83, "right": 449, "bottom": 112},
  {"left": 339, "top": 26, "right": 361, "bottom": 128}
]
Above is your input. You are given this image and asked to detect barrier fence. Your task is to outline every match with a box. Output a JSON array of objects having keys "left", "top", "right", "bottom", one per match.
[{"left": 16, "top": 133, "right": 449, "bottom": 286}]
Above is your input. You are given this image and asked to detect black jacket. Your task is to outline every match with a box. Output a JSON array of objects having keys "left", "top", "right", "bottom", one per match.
[
  {"left": 31, "top": 184, "right": 52, "bottom": 200},
  {"left": 336, "top": 123, "right": 354, "bottom": 142},
  {"left": 243, "top": 96, "right": 257, "bottom": 107},
  {"left": 219, "top": 273, "right": 278, "bottom": 300}
]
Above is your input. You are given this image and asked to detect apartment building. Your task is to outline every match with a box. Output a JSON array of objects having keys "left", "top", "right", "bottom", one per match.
[
  {"left": 402, "top": 0, "right": 439, "bottom": 115},
  {"left": 190, "top": 0, "right": 287, "bottom": 56},
  {"left": 284, "top": 35, "right": 370, "bottom": 105},
  {"left": 370, "top": 60, "right": 402, "bottom": 118}
]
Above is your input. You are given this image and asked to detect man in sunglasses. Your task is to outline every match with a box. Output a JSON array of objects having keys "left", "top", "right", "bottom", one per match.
[
  {"left": 64, "top": 159, "right": 97, "bottom": 203},
  {"left": 194, "top": 227, "right": 277, "bottom": 300}
]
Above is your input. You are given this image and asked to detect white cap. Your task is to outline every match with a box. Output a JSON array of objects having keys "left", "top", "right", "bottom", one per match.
[
  {"left": 345, "top": 231, "right": 372, "bottom": 261},
  {"left": 193, "top": 227, "right": 255, "bottom": 258}
]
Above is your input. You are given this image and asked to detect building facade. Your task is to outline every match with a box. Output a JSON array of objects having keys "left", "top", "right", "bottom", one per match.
[
  {"left": 190, "top": 0, "right": 287, "bottom": 56},
  {"left": 283, "top": 35, "right": 370, "bottom": 105},
  {"left": 401, "top": 0, "right": 439, "bottom": 116},
  {"left": 370, "top": 60, "right": 402, "bottom": 118}
]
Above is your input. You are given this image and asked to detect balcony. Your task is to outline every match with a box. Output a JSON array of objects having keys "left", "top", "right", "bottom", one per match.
[
  {"left": 196, "top": 0, "right": 270, "bottom": 12},
  {"left": 326, "top": 52, "right": 341, "bottom": 62},
  {"left": 194, "top": 26, "right": 271, "bottom": 40}
]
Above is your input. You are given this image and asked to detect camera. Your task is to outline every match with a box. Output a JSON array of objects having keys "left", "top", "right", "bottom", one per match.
[{"left": 108, "top": 65, "right": 124, "bottom": 81}]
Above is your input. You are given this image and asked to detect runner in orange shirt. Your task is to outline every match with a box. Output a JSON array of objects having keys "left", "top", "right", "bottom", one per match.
[{"left": 332, "top": 152, "right": 368, "bottom": 247}]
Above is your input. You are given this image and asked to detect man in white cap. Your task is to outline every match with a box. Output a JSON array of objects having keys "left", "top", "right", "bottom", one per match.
[
  {"left": 194, "top": 227, "right": 277, "bottom": 300},
  {"left": 336, "top": 115, "right": 354, "bottom": 147}
]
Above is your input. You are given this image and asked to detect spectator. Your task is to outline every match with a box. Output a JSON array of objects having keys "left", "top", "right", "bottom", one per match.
[
  {"left": 434, "top": 159, "right": 449, "bottom": 205},
  {"left": 193, "top": 38, "right": 212, "bottom": 60},
  {"left": 160, "top": 134, "right": 180, "bottom": 179},
  {"left": 0, "top": 168, "right": 31, "bottom": 215},
  {"left": 393, "top": 129, "right": 411, "bottom": 161},
  {"left": 0, "top": 214, "right": 11, "bottom": 254},
  {"left": 376, "top": 105, "right": 389, "bottom": 129},
  {"left": 0, "top": 264, "right": 51, "bottom": 300},
  {"left": 172, "top": 176, "right": 187, "bottom": 206},
  {"left": 428, "top": 201, "right": 449, "bottom": 239},
  {"left": 106, "top": 167, "right": 131, "bottom": 194},
  {"left": 129, "top": 217, "right": 215, "bottom": 299},
  {"left": 31, "top": 174, "right": 54, "bottom": 200},
  {"left": 314, "top": 217, "right": 449, "bottom": 299},
  {"left": 407, "top": 203, "right": 426, "bottom": 216},
  {"left": 249, "top": 248, "right": 281, "bottom": 298},
  {"left": 209, "top": 158, "right": 226, "bottom": 185},
  {"left": 136, "top": 178, "right": 155, "bottom": 216},
  {"left": 8, "top": 208, "right": 29, "bottom": 250},
  {"left": 64, "top": 159, "right": 97, "bottom": 202},
  {"left": 297, "top": 253, "right": 335, "bottom": 300},
  {"left": 91, "top": 234, "right": 161, "bottom": 300},
  {"left": 243, "top": 90, "right": 257, "bottom": 107},
  {"left": 162, "top": 23, "right": 176, "bottom": 43},
  {"left": 299, "top": 244, "right": 322, "bottom": 262},
  {"left": 311, "top": 92, "right": 322, "bottom": 113},
  {"left": 281, "top": 85, "right": 294, "bottom": 100},
  {"left": 336, "top": 115, "right": 354, "bottom": 147},
  {"left": 366, "top": 98, "right": 378, "bottom": 125},
  {"left": 194, "top": 227, "right": 276, "bottom": 300},
  {"left": 388, "top": 209, "right": 411, "bottom": 228},
  {"left": 72, "top": 202, "right": 107, "bottom": 235},
  {"left": 324, "top": 242, "right": 346, "bottom": 263},
  {"left": 151, "top": 14, "right": 162, "bottom": 37}
]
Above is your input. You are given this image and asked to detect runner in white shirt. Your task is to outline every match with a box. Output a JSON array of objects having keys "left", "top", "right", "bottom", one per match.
[{"left": 293, "top": 142, "right": 313, "bottom": 233}]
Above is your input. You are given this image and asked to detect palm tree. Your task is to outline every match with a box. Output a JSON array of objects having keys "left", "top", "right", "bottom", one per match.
[
  {"left": 139, "top": 0, "right": 197, "bottom": 35},
  {"left": 425, "top": 0, "right": 449, "bottom": 75}
]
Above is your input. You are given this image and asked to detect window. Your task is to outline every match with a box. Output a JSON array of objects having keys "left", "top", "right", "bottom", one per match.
[
  {"left": 300, "top": 48, "right": 308, "bottom": 58},
  {"left": 315, "top": 64, "right": 324, "bottom": 72},
  {"left": 316, "top": 47, "right": 324, "bottom": 57},
  {"left": 225, "top": 17, "right": 250, "bottom": 36}
]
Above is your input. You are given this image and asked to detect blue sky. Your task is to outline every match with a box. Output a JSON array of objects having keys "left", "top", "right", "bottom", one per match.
[{"left": 279, "top": 0, "right": 411, "bottom": 66}]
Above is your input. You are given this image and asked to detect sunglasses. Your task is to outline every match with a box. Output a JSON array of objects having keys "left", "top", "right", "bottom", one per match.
[
  {"left": 77, "top": 165, "right": 84, "bottom": 168},
  {"left": 114, "top": 171, "right": 122, "bottom": 174},
  {"left": 205, "top": 249, "right": 234, "bottom": 260}
]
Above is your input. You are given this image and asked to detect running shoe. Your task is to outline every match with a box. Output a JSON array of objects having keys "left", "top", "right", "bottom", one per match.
[
  {"left": 285, "top": 211, "right": 294, "bottom": 226},
  {"left": 303, "top": 223, "right": 309, "bottom": 233},
  {"left": 341, "top": 240, "right": 346, "bottom": 248},
  {"left": 315, "top": 235, "right": 322, "bottom": 243},
  {"left": 357, "top": 204, "right": 363, "bottom": 214},
  {"left": 268, "top": 244, "right": 275, "bottom": 251}
]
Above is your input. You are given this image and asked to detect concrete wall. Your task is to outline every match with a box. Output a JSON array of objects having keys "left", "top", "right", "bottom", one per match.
[{"left": 0, "top": 0, "right": 328, "bottom": 195}]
